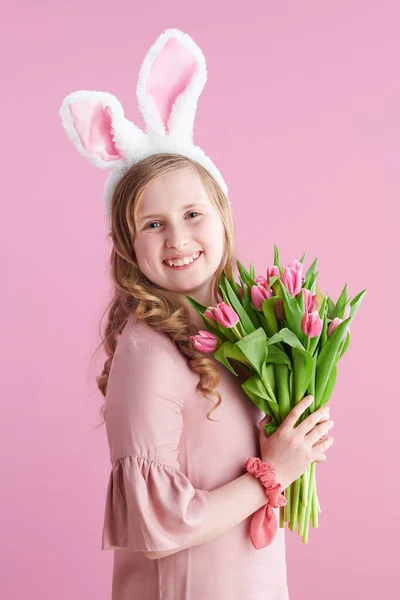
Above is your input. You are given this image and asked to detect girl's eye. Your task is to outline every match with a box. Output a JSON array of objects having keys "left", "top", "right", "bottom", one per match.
[{"left": 145, "top": 212, "right": 200, "bottom": 230}]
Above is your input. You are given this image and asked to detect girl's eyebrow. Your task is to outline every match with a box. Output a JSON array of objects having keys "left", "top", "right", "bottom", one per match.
[{"left": 139, "top": 202, "right": 208, "bottom": 222}]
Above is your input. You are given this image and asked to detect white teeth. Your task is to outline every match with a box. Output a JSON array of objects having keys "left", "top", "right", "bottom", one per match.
[{"left": 166, "top": 251, "right": 200, "bottom": 267}]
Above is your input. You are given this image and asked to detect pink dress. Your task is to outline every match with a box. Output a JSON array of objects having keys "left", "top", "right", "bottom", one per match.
[{"left": 101, "top": 312, "right": 289, "bottom": 599}]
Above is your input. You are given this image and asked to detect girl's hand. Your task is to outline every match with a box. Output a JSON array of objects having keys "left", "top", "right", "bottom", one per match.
[{"left": 258, "top": 395, "right": 334, "bottom": 491}]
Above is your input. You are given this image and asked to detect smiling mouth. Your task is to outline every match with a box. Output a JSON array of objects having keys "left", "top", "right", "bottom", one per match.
[{"left": 163, "top": 251, "right": 203, "bottom": 269}]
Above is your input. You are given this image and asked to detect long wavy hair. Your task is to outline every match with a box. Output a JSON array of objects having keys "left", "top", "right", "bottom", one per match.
[{"left": 92, "top": 153, "right": 237, "bottom": 427}]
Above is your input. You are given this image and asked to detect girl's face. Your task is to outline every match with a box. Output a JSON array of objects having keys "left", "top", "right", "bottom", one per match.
[{"left": 133, "top": 167, "right": 225, "bottom": 307}]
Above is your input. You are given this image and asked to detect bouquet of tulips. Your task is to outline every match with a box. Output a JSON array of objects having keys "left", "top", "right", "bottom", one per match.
[{"left": 187, "top": 245, "right": 366, "bottom": 543}]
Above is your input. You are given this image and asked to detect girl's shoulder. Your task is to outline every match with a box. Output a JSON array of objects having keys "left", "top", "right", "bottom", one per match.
[{"left": 118, "top": 311, "right": 182, "bottom": 358}]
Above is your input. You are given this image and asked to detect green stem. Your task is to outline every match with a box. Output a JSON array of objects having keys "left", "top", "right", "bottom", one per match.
[
  {"left": 290, "top": 478, "right": 301, "bottom": 530},
  {"left": 298, "top": 504, "right": 307, "bottom": 537},
  {"left": 232, "top": 325, "right": 242, "bottom": 339},
  {"left": 301, "top": 466, "right": 309, "bottom": 507},
  {"left": 279, "top": 506, "right": 285, "bottom": 528},
  {"left": 285, "top": 484, "right": 292, "bottom": 523},
  {"left": 302, "top": 462, "right": 315, "bottom": 543},
  {"left": 311, "top": 474, "right": 318, "bottom": 528}
]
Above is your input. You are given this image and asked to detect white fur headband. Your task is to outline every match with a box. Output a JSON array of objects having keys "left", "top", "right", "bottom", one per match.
[{"left": 59, "top": 28, "right": 229, "bottom": 232}]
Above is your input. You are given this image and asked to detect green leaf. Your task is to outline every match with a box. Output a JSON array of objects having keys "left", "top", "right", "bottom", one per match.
[
  {"left": 291, "top": 346, "right": 314, "bottom": 405},
  {"left": 265, "top": 344, "right": 292, "bottom": 367},
  {"left": 338, "top": 330, "right": 351, "bottom": 360},
  {"left": 267, "top": 276, "right": 280, "bottom": 291},
  {"left": 242, "top": 373, "right": 281, "bottom": 422},
  {"left": 240, "top": 385, "right": 277, "bottom": 426},
  {"left": 262, "top": 297, "right": 279, "bottom": 336},
  {"left": 229, "top": 270, "right": 242, "bottom": 298},
  {"left": 304, "top": 257, "right": 318, "bottom": 285},
  {"left": 273, "top": 245, "right": 284, "bottom": 275},
  {"left": 224, "top": 277, "right": 256, "bottom": 334},
  {"left": 278, "top": 280, "right": 307, "bottom": 344},
  {"left": 236, "top": 328, "right": 267, "bottom": 376},
  {"left": 315, "top": 287, "right": 366, "bottom": 404},
  {"left": 249, "top": 262, "right": 256, "bottom": 278},
  {"left": 267, "top": 327, "right": 305, "bottom": 351},
  {"left": 213, "top": 341, "right": 244, "bottom": 376},
  {"left": 274, "top": 362, "right": 292, "bottom": 420},
  {"left": 332, "top": 284, "right": 348, "bottom": 319},
  {"left": 319, "top": 363, "right": 337, "bottom": 406},
  {"left": 236, "top": 259, "right": 255, "bottom": 288},
  {"left": 185, "top": 295, "right": 207, "bottom": 315}
]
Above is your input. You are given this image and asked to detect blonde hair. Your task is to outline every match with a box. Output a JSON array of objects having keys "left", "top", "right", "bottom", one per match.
[{"left": 93, "top": 153, "right": 237, "bottom": 427}]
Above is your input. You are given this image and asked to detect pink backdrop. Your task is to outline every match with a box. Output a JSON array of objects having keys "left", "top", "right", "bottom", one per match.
[{"left": 2, "top": 1, "right": 398, "bottom": 598}]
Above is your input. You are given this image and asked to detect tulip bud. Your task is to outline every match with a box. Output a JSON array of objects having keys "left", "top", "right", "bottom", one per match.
[
  {"left": 302, "top": 289, "right": 317, "bottom": 313},
  {"left": 204, "top": 308, "right": 217, "bottom": 321},
  {"left": 267, "top": 265, "right": 280, "bottom": 281},
  {"left": 327, "top": 317, "right": 342, "bottom": 337},
  {"left": 255, "top": 274, "right": 269, "bottom": 288},
  {"left": 213, "top": 302, "right": 240, "bottom": 328},
  {"left": 189, "top": 330, "right": 218, "bottom": 353},
  {"left": 281, "top": 266, "right": 303, "bottom": 297},
  {"left": 251, "top": 284, "right": 272, "bottom": 312},
  {"left": 288, "top": 259, "right": 304, "bottom": 277},
  {"left": 301, "top": 310, "right": 323, "bottom": 338}
]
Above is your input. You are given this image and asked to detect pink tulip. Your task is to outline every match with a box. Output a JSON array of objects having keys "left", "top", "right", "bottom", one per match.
[
  {"left": 302, "top": 289, "right": 317, "bottom": 313},
  {"left": 251, "top": 284, "right": 272, "bottom": 311},
  {"left": 281, "top": 266, "right": 303, "bottom": 297},
  {"left": 255, "top": 274, "right": 269, "bottom": 288},
  {"left": 327, "top": 317, "right": 342, "bottom": 337},
  {"left": 267, "top": 265, "right": 280, "bottom": 281},
  {"left": 276, "top": 298, "right": 285, "bottom": 322},
  {"left": 204, "top": 308, "right": 217, "bottom": 321},
  {"left": 288, "top": 259, "right": 304, "bottom": 276},
  {"left": 190, "top": 330, "right": 218, "bottom": 353},
  {"left": 212, "top": 302, "right": 240, "bottom": 328},
  {"left": 301, "top": 310, "right": 323, "bottom": 338}
]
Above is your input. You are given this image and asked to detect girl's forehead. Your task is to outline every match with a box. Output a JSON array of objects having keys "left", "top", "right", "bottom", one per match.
[{"left": 137, "top": 171, "right": 211, "bottom": 220}]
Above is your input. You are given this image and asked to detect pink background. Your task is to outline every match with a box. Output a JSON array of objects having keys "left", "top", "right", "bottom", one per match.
[{"left": 2, "top": 1, "right": 398, "bottom": 598}]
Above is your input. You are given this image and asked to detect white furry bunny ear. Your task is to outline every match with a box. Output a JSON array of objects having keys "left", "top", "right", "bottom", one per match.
[
  {"left": 59, "top": 28, "right": 229, "bottom": 231},
  {"left": 137, "top": 28, "right": 207, "bottom": 140},
  {"left": 59, "top": 90, "right": 145, "bottom": 169}
]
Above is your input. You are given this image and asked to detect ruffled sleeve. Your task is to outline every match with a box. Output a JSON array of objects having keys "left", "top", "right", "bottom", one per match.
[
  {"left": 102, "top": 455, "right": 210, "bottom": 552},
  {"left": 101, "top": 329, "right": 211, "bottom": 553}
]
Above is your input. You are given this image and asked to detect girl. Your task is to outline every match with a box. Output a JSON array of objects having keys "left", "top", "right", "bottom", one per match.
[
  {"left": 96, "top": 153, "right": 334, "bottom": 599},
  {"left": 59, "top": 29, "right": 334, "bottom": 600}
]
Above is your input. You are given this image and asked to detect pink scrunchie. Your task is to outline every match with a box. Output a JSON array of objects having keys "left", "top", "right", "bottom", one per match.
[{"left": 245, "top": 457, "right": 287, "bottom": 549}]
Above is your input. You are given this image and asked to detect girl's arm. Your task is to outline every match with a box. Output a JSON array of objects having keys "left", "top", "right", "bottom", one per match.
[{"left": 143, "top": 471, "right": 269, "bottom": 559}]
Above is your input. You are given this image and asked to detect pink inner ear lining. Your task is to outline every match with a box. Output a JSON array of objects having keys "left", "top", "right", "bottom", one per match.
[
  {"left": 146, "top": 37, "right": 197, "bottom": 133},
  {"left": 69, "top": 103, "right": 122, "bottom": 162}
]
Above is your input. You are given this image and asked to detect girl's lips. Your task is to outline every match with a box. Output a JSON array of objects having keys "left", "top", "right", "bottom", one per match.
[{"left": 163, "top": 251, "right": 203, "bottom": 270}]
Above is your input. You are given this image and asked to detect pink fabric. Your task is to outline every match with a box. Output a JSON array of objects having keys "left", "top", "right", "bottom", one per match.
[
  {"left": 245, "top": 457, "right": 287, "bottom": 550},
  {"left": 146, "top": 37, "right": 197, "bottom": 132},
  {"left": 102, "top": 313, "right": 289, "bottom": 599},
  {"left": 69, "top": 102, "right": 122, "bottom": 162}
]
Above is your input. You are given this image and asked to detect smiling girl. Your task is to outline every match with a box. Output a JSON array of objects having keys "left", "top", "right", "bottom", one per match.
[{"left": 60, "top": 29, "right": 334, "bottom": 600}]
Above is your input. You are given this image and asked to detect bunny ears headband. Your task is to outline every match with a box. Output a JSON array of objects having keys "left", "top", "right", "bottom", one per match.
[{"left": 59, "top": 28, "right": 229, "bottom": 232}]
